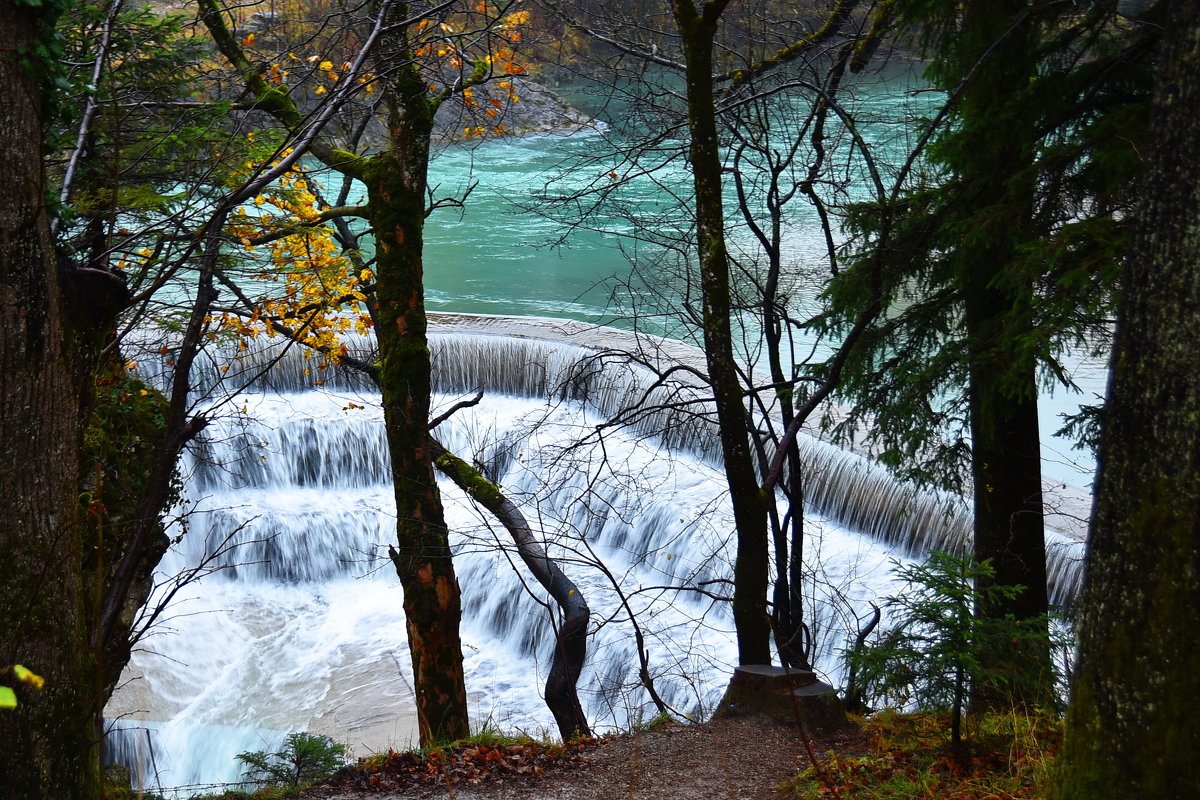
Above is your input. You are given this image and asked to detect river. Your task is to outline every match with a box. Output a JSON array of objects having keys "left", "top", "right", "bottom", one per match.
[{"left": 103, "top": 70, "right": 1096, "bottom": 795}]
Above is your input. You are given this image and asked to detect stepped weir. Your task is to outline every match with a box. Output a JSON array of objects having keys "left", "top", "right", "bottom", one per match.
[{"left": 105, "top": 315, "right": 1086, "bottom": 795}]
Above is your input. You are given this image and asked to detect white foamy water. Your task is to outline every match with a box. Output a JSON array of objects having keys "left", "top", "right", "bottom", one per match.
[{"left": 105, "top": 332, "right": 1084, "bottom": 795}]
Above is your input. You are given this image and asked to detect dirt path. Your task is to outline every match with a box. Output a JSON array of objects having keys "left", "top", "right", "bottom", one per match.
[{"left": 302, "top": 715, "right": 865, "bottom": 800}]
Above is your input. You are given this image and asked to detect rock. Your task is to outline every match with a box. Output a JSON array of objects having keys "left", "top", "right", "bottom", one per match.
[
  {"left": 431, "top": 75, "right": 597, "bottom": 140},
  {"left": 236, "top": 11, "right": 283, "bottom": 37},
  {"left": 338, "top": 76, "right": 598, "bottom": 152},
  {"left": 714, "top": 664, "right": 849, "bottom": 731}
]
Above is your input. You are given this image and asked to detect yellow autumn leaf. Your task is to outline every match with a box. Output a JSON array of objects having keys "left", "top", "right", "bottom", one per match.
[
  {"left": 13, "top": 665, "right": 44, "bottom": 690},
  {"left": 319, "top": 60, "right": 333, "bottom": 70}
]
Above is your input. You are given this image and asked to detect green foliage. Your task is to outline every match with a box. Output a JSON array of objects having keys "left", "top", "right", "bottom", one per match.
[
  {"left": 813, "top": 3, "right": 1160, "bottom": 483},
  {"left": 633, "top": 710, "right": 678, "bottom": 733},
  {"left": 102, "top": 762, "right": 168, "bottom": 800},
  {"left": 201, "top": 787, "right": 301, "bottom": 800},
  {"left": 52, "top": 3, "right": 258, "bottom": 273},
  {"left": 452, "top": 723, "right": 548, "bottom": 750},
  {"left": 236, "top": 732, "right": 348, "bottom": 789},
  {"left": 783, "top": 709, "right": 1061, "bottom": 798},
  {"left": 82, "top": 368, "right": 172, "bottom": 525},
  {"left": 9, "top": 0, "right": 72, "bottom": 106},
  {"left": 845, "top": 552, "right": 1054, "bottom": 745}
]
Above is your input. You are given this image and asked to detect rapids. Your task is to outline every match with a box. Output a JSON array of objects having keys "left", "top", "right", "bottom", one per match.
[{"left": 104, "top": 323, "right": 1085, "bottom": 795}]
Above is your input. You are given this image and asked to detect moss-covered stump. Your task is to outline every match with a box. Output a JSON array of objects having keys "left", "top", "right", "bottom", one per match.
[{"left": 714, "top": 665, "right": 848, "bottom": 731}]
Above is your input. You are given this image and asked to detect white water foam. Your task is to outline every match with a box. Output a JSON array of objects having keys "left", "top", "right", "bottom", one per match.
[{"left": 105, "top": 330, "right": 1083, "bottom": 794}]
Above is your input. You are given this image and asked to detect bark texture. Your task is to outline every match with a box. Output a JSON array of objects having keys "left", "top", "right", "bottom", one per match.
[
  {"left": 432, "top": 439, "right": 591, "bottom": 739},
  {"left": 0, "top": 4, "right": 97, "bottom": 798},
  {"left": 196, "top": 0, "right": 471, "bottom": 745},
  {"left": 1057, "top": 1, "right": 1200, "bottom": 794},
  {"left": 373, "top": 7, "right": 469, "bottom": 744},
  {"left": 672, "top": 0, "right": 773, "bottom": 667},
  {"left": 948, "top": 0, "right": 1051, "bottom": 702}
]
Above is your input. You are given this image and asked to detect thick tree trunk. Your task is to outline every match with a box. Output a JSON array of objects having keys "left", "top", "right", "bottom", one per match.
[
  {"left": 0, "top": 5, "right": 98, "bottom": 798},
  {"left": 371, "top": 20, "right": 469, "bottom": 744},
  {"left": 1057, "top": 2, "right": 1200, "bottom": 794},
  {"left": 953, "top": 0, "right": 1051, "bottom": 704},
  {"left": 198, "top": 0, "right": 471, "bottom": 744},
  {"left": 673, "top": 0, "right": 773, "bottom": 667}
]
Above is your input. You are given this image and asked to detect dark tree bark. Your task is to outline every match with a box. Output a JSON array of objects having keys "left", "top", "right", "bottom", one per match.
[
  {"left": 952, "top": 0, "right": 1051, "bottom": 704},
  {"left": 671, "top": 0, "right": 773, "bottom": 667},
  {"left": 0, "top": 4, "right": 98, "bottom": 798},
  {"left": 1057, "top": 1, "right": 1200, "bottom": 794},
  {"left": 198, "top": 0, "right": 472, "bottom": 745},
  {"left": 370, "top": 12, "right": 470, "bottom": 743},
  {"left": 431, "top": 439, "right": 591, "bottom": 740}
]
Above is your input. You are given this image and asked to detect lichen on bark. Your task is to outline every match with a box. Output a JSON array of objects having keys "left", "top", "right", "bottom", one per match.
[{"left": 1057, "top": 1, "right": 1200, "bottom": 794}]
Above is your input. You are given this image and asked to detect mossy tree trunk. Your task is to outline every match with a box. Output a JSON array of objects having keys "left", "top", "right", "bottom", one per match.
[
  {"left": 1057, "top": 1, "right": 1200, "bottom": 794},
  {"left": 0, "top": 3, "right": 99, "bottom": 797},
  {"left": 671, "top": 0, "right": 773, "bottom": 667},
  {"left": 370, "top": 5, "right": 469, "bottom": 745},
  {"left": 431, "top": 440, "right": 591, "bottom": 739},
  {"left": 199, "top": 0, "right": 476, "bottom": 745}
]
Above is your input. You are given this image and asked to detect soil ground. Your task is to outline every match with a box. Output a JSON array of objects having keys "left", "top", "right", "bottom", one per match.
[{"left": 298, "top": 714, "right": 866, "bottom": 800}]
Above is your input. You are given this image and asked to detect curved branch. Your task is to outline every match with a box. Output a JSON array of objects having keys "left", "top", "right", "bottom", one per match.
[
  {"left": 722, "top": 0, "right": 860, "bottom": 86},
  {"left": 430, "top": 439, "right": 592, "bottom": 739}
]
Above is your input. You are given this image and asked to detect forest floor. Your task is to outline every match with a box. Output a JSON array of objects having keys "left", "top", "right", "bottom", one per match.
[{"left": 296, "top": 714, "right": 865, "bottom": 800}]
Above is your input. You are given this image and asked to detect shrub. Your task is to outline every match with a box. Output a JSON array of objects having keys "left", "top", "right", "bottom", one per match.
[
  {"left": 237, "top": 732, "right": 348, "bottom": 788},
  {"left": 844, "top": 551, "right": 1054, "bottom": 746},
  {"left": 782, "top": 709, "right": 1062, "bottom": 798}
]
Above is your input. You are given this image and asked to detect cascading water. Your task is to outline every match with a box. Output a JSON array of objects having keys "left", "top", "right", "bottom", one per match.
[{"left": 104, "top": 324, "right": 1085, "bottom": 796}]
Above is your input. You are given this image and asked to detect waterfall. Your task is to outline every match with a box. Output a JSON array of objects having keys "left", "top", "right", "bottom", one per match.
[
  {"left": 105, "top": 323, "right": 1085, "bottom": 794},
  {"left": 154, "top": 326, "right": 1086, "bottom": 598}
]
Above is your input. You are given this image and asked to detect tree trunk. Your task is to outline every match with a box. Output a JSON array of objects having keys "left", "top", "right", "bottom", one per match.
[
  {"left": 672, "top": 0, "right": 773, "bottom": 667},
  {"left": 1057, "top": 2, "right": 1200, "bottom": 794},
  {"left": 0, "top": 5, "right": 98, "bottom": 798},
  {"left": 431, "top": 440, "right": 591, "bottom": 740},
  {"left": 197, "top": 0, "right": 471, "bottom": 745},
  {"left": 372, "top": 17, "right": 469, "bottom": 744},
  {"left": 953, "top": 0, "right": 1051, "bottom": 704}
]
